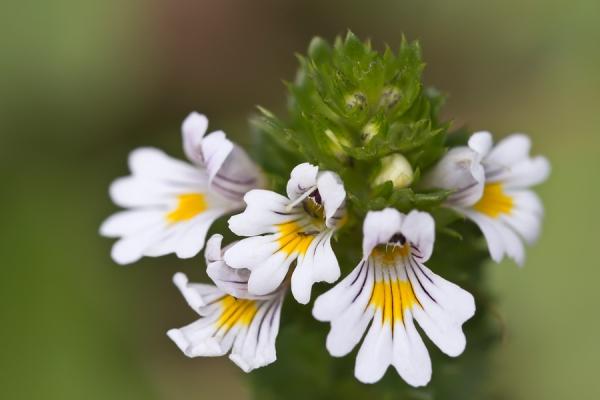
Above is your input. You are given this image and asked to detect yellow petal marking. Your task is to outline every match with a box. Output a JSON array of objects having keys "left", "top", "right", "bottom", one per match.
[
  {"left": 472, "top": 183, "right": 514, "bottom": 218},
  {"left": 277, "top": 220, "right": 315, "bottom": 256},
  {"left": 216, "top": 296, "right": 258, "bottom": 329},
  {"left": 370, "top": 280, "right": 419, "bottom": 324},
  {"left": 166, "top": 193, "right": 207, "bottom": 223}
]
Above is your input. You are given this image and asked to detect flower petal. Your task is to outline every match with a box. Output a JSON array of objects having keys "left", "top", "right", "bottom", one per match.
[
  {"left": 223, "top": 235, "right": 280, "bottom": 271},
  {"left": 494, "top": 219, "right": 526, "bottom": 265},
  {"left": 99, "top": 209, "right": 164, "bottom": 238},
  {"left": 464, "top": 209, "right": 525, "bottom": 265},
  {"left": 291, "top": 232, "right": 339, "bottom": 304},
  {"left": 406, "top": 261, "right": 474, "bottom": 356},
  {"left": 203, "top": 132, "right": 264, "bottom": 201},
  {"left": 129, "top": 147, "right": 207, "bottom": 185},
  {"left": 354, "top": 320, "right": 393, "bottom": 384},
  {"left": 172, "top": 272, "right": 223, "bottom": 315},
  {"left": 228, "top": 190, "right": 298, "bottom": 237},
  {"left": 174, "top": 209, "right": 225, "bottom": 259},
  {"left": 421, "top": 146, "right": 485, "bottom": 208},
  {"left": 391, "top": 316, "right": 432, "bottom": 387},
  {"left": 493, "top": 156, "right": 550, "bottom": 188},
  {"left": 286, "top": 162, "right": 318, "bottom": 200},
  {"left": 143, "top": 222, "right": 193, "bottom": 258},
  {"left": 247, "top": 251, "right": 295, "bottom": 296},
  {"left": 205, "top": 234, "right": 272, "bottom": 300},
  {"left": 167, "top": 320, "right": 225, "bottom": 358},
  {"left": 182, "top": 111, "right": 209, "bottom": 165},
  {"left": 485, "top": 133, "right": 531, "bottom": 166},
  {"left": 400, "top": 210, "right": 435, "bottom": 262},
  {"left": 109, "top": 163, "right": 207, "bottom": 209},
  {"left": 502, "top": 190, "right": 544, "bottom": 244},
  {"left": 462, "top": 209, "right": 505, "bottom": 263},
  {"left": 224, "top": 235, "right": 292, "bottom": 296},
  {"left": 229, "top": 294, "right": 284, "bottom": 372},
  {"left": 208, "top": 258, "right": 254, "bottom": 300},
  {"left": 362, "top": 208, "right": 403, "bottom": 256},
  {"left": 313, "top": 259, "right": 375, "bottom": 356},
  {"left": 309, "top": 232, "right": 340, "bottom": 283},
  {"left": 110, "top": 223, "right": 168, "bottom": 264},
  {"left": 316, "top": 171, "right": 346, "bottom": 228},
  {"left": 108, "top": 176, "right": 175, "bottom": 208},
  {"left": 467, "top": 131, "right": 493, "bottom": 156},
  {"left": 200, "top": 131, "right": 233, "bottom": 181},
  {"left": 182, "top": 112, "right": 263, "bottom": 201}
]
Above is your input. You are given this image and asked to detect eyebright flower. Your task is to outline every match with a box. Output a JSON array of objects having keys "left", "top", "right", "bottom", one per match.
[
  {"left": 100, "top": 34, "right": 552, "bottom": 395},
  {"left": 423, "top": 131, "right": 550, "bottom": 265},
  {"left": 100, "top": 112, "right": 263, "bottom": 264},
  {"left": 313, "top": 208, "right": 475, "bottom": 386},
  {"left": 224, "top": 162, "right": 346, "bottom": 304},
  {"left": 168, "top": 234, "right": 286, "bottom": 372}
]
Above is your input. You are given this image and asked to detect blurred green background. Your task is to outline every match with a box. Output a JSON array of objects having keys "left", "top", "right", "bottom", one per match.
[{"left": 1, "top": 0, "right": 598, "bottom": 398}]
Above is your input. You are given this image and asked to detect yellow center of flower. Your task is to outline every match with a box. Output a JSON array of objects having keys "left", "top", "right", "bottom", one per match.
[
  {"left": 276, "top": 220, "right": 315, "bottom": 256},
  {"left": 216, "top": 296, "right": 258, "bottom": 329},
  {"left": 303, "top": 197, "right": 325, "bottom": 221},
  {"left": 372, "top": 244, "right": 411, "bottom": 265},
  {"left": 473, "top": 183, "right": 514, "bottom": 218},
  {"left": 370, "top": 280, "right": 419, "bottom": 324},
  {"left": 166, "top": 193, "right": 207, "bottom": 223}
]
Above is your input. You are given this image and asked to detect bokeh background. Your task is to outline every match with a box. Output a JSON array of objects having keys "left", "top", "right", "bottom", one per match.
[{"left": 1, "top": 0, "right": 599, "bottom": 398}]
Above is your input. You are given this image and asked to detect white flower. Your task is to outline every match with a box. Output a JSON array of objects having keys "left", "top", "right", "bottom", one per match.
[
  {"left": 224, "top": 162, "right": 346, "bottom": 304},
  {"left": 313, "top": 208, "right": 475, "bottom": 387},
  {"left": 423, "top": 131, "right": 550, "bottom": 265},
  {"left": 100, "top": 112, "right": 263, "bottom": 264},
  {"left": 167, "top": 234, "right": 286, "bottom": 372}
]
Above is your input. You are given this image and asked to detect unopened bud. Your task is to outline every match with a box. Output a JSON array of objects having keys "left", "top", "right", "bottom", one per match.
[
  {"left": 361, "top": 121, "right": 381, "bottom": 143},
  {"left": 373, "top": 153, "right": 414, "bottom": 189},
  {"left": 379, "top": 86, "right": 401, "bottom": 110},
  {"left": 345, "top": 91, "right": 367, "bottom": 112}
]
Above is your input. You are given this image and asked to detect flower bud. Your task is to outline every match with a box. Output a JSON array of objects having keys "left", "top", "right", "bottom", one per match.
[
  {"left": 361, "top": 120, "right": 381, "bottom": 143},
  {"left": 379, "top": 86, "right": 401, "bottom": 110},
  {"left": 373, "top": 153, "right": 414, "bottom": 189},
  {"left": 345, "top": 91, "right": 367, "bottom": 112}
]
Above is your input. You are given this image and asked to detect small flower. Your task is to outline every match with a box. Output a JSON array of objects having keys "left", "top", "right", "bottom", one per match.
[
  {"left": 313, "top": 208, "right": 475, "bottom": 386},
  {"left": 100, "top": 112, "right": 263, "bottom": 264},
  {"left": 168, "top": 234, "right": 286, "bottom": 372},
  {"left": 423, "top": 131, "right": 550, "bottom": 265},
  {"left": 224, "top": 162, "right": 346, "bottom": 304}
]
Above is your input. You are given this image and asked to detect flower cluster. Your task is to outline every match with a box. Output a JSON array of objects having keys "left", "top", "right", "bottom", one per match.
[{"left": 101, "top": 33, "right": 549, "bottom": 389}]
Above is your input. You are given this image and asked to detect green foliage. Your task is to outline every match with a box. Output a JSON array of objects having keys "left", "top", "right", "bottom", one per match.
[{"left": 253, "top": 31, "right": 450, "bottom": 220}]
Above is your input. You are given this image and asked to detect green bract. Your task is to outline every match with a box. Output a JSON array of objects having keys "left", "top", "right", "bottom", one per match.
[{"left": 253, "top": 32, "right": 453, "bottom": 225}]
